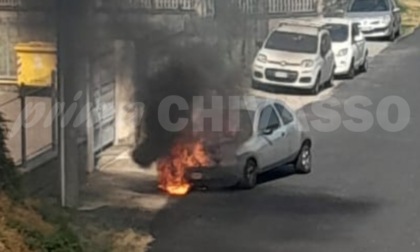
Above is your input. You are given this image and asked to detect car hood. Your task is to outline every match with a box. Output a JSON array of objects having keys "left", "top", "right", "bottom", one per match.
[
  {"left": 346, "top": 11, "right": 390, "bottom": 20},
  {"left": 259, "top": 49, "right": 316, "bottom": 65}
]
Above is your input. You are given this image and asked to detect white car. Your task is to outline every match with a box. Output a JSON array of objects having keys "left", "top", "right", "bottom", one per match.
[
  {"left": 252, "top": 21, "right": 335, "bottom": 95},
  {"left": 185, "top": 98, "right": 312, "bottom": 189},
  {"left": 324, "top": 18, "right": 369, "bottom": 77}
]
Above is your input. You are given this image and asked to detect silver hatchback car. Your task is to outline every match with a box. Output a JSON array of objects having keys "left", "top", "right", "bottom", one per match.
[
  {"left": 345, "top": 0, "right": 402, "bottom": 41},
  {"left": 186, "top": 98, "right": 312, "bottom": 189}
]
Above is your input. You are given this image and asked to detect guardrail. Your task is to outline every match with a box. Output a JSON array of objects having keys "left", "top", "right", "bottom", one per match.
[
  {"left": 268, "top": 0, "right": 317, "bottom": 14},
  {"left": 96, "top": 0, "right": 318, "bottom": 15},
  {"left": 96, "top": 0, "right": 196, "bottom": 10},
  {"left": 0, "top": 0, "right": 21, "bottom": 7}
]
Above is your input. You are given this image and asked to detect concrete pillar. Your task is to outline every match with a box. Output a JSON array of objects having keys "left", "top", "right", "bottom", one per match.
[{"left": 114, "top": 40, "right": 137, "bottom": 146}]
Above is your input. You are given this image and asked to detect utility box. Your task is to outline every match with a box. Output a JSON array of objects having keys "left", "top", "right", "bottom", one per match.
[{"left": 15, "top": 42, "right": 57, "bottom": 86}]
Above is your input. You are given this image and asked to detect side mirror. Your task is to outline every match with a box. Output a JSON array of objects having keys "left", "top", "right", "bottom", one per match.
[
  {"left": 256, "top": 41, "right": 263, "bottom": 48},
  {"left": 393, "top": 7, "right": 400, "bottom": 12},
  {"left": 355, "top": 35, "right": 363, "bottom": 42},
  {"left": 262, "top": 127, "right": 274, "bottom": 135}
]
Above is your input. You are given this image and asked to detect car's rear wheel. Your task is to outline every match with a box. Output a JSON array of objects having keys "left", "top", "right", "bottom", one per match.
[
  {"left": 239, "top": 159, "right": 258, "bottom": 189},
  {"left": 295, "top": 142, "right": 312, "bottom": 174}
]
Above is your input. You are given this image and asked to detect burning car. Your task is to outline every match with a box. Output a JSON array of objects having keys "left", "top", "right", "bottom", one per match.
[{"left": 158, "top": 98, "right": 312, "bottom": 194}]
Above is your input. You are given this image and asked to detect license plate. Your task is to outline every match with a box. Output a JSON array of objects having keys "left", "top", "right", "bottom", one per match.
[
  {"left": 190, "top": 172, "right": 203, "bottom": 180},
  {"left": 274, "top": 71, "right": 288, "bottom": 78},
  {"left": 362, "top": 26, "right": 372, "bottom": 31}
]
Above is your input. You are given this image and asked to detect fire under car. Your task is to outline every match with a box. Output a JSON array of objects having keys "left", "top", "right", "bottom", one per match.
[{"left": 185, "top": 98, "right": 312, "bottom": 189}]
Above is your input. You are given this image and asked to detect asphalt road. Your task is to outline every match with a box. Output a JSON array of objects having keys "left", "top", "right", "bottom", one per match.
[{"left": 150, "top": 30, "right": 420, "bottom": 252}]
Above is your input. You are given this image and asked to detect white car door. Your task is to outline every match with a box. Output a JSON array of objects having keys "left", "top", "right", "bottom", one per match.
[
  {"left": 320, "top": 33, "right": 334, "bottom": 83},
  {"left": 274, "top": 103, "right": 301, "bottom": 157},
  {"left": 256, "top": 105, "right": 288, "bottom": 170}
]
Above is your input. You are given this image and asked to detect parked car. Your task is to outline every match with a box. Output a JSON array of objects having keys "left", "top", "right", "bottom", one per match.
[
  {"left": 185, "top": 98, "right": 312, "bottom": 189},
  {"left": 324, "top": 18, "right": 369, "bottom": 78},
  {"left": 252, "top": 21, "right": 335, "bottom": 95},
  {"left": 345, "top": 0, "right": 402, "bottom": 41}
]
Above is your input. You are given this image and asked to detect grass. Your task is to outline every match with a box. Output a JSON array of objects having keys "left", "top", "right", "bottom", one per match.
[
  {"left": 398, "top": 0, "right": 420, "bottom": 34},
  {"left": 0, "top": 194, "right": 83, "bottom": 252}
]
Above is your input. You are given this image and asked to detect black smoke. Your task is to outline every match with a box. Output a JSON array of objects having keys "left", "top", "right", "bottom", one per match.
[{"left": 132, "top": 42, "right": 244, "bottom": 167}]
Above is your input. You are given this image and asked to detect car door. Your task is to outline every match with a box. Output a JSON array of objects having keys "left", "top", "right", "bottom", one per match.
[
  {"left": 352, "top": 23, "right": 364, "bottom": 65},
  {"left": 324, "top": 33, "right": 335, "bottom": 78},
  {"left": 320, "top": 33, "right": 332, "bottom": 83},
  {"left": 274, "top": 103, "right": 300, "bottom": 157},
  {"left": 256, "top": 105, "right": 288, "bottom": 170}
]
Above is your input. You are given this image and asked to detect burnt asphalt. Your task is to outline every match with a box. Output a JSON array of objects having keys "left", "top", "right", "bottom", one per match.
[{"left": 150, "top": 29, "right": 420, "bottom": 252}]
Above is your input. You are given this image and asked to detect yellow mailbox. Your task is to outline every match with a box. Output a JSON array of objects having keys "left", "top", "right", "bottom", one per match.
[{"left": 15, "top": 42, "right": 57, "bottom": 86}]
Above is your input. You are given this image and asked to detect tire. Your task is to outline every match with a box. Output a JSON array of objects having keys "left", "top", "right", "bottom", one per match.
[
  {"left": 359, "top": 53, "right": 368, "bottom": 73},
  {"left": 295, "top": 142, "right": 312, "bottom": 174},
  {"left": 396, "top": 26, "right": 401, "bottom": 38},
  {"left": 239, "top": 159, "right": 258, "bottom": 189},
  {"left": 310, "top": 74, "right": 321, "bottom": 95},
  {"left": 325, "top": 66, "right": 335, "bottom": 88},
  {"left": 347, "top": 59, "right": 356, "bottom": 79},
  {"left": 388, "top": 28, "right": 396, "bottom": 41}
]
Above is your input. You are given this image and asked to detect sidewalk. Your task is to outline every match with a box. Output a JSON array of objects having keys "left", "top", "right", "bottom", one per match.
[{"left": 75, "top": 145, "right": 168, "bottom": 252}]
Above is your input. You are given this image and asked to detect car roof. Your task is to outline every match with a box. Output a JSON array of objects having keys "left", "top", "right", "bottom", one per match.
[
  {"left": 275, "top": 20, "right": 324, "bottom": 36},
  {"left": 241, "top": 96, "right": 286, "bottom": 112}
]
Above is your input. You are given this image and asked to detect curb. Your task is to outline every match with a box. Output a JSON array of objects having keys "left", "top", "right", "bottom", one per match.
[{"left": 396, "top": 26, "right": 419, "bottom": 42}]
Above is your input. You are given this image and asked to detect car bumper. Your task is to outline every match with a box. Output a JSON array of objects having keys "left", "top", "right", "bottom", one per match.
[
  {"left": 360, "top": 25, "right": 392, "bottom": 38},
  {"left": 185, "top": 165, "right": 242, "bottom": 188},
  {"left": 252, "top": 63, "right": 319, "bottom": 89}
]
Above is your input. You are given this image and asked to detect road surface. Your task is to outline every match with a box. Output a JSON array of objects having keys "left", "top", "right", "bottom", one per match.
[{"left": 150, "top": 31, "right": 420, "bottom": 252}]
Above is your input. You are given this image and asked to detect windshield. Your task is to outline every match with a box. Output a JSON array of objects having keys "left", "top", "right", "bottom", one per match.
[
  {"left": 348, "top": 0, "right": 390, "bottom": 12},
  {"left": 265, "top": 31, "right": 318, "bottom": 54},
  {"left": 325, "top": 24, "right": 349, "bottom": 42}
]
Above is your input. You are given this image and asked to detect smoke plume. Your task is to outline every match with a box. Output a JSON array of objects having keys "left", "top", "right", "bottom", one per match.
[{"left": 132, "top": 42, "right": 245, "bottom": 167}]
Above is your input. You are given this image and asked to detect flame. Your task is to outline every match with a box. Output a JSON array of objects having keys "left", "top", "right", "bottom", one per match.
[{"left": 158, "top": 139, "right": 210, "bottom": 195}]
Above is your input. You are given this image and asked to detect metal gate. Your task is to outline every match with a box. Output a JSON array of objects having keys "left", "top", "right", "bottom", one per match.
[{"left": 91, "top": 49, "right": 116, "bottom": 154}]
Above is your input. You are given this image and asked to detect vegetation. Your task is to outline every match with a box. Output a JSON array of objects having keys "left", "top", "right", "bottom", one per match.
[
  {"left": 0, "top": 113, "right": 83, "bottom": 252},
  {"left": 399, "top": 0, "right": 420, "bottom": 34},
  {"left": 0, "top": 113, "right": 20, "bottom": 198}
]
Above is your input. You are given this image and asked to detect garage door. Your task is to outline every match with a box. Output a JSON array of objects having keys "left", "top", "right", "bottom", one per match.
[{"left": 91, "top": 50, "right": 116, "bottom": 153}]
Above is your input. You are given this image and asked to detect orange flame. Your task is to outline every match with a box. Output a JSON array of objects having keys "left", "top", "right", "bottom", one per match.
[{"left": 158, "top": 139, "right": 210, "bottom": 195}]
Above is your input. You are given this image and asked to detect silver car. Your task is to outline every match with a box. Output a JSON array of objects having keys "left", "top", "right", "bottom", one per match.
[
  {"left": 345, "top": 0, "right": 402, "bottom": 41},
  {"left": 186, "top": 98, "right": 312, "bottom": 189}
]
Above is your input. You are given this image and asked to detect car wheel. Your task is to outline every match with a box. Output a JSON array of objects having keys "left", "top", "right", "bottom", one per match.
[
  {"left": 239, "top": 159, "right": 258, "bottom": 189},
  {"left": 326, "top": 66, "right": 335, "bottom": 88},
  {"left": 310, "top": 74, "right": 321, "bottom": 95},
  {"left": 396, "top": 26, "right": 401, "bottom": 38},
  {"left": 388, "top": 28, "right": 396, "bottom": 41},
  {"left": 347, "top": 59, "right": 356, "bottom": 79},
  {"left": 295, "top": 143, "right": 312, "bottom": 174},
  {"left": 359, "top": 53, "right": 368, "bottom": 73}
]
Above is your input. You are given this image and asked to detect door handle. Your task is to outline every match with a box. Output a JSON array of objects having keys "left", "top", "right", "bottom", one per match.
[{"left": 281, "top": 131, "right": 286, "bottom": 137}]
